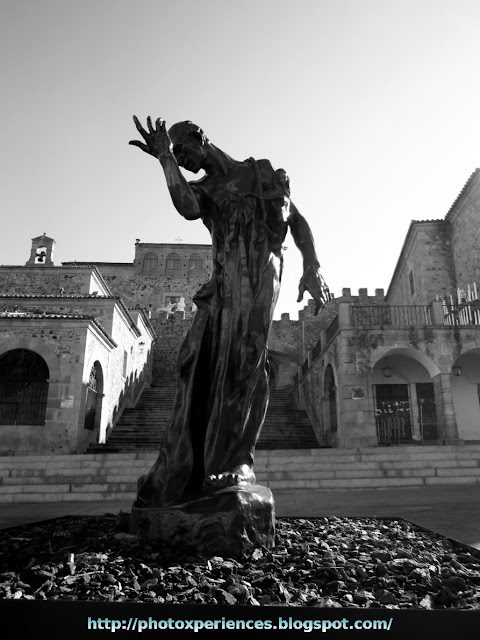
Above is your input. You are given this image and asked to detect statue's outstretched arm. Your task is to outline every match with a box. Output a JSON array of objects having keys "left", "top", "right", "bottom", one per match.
[
  {"left": 287, "top": 201, "right": 331, "bottom": 315},
  {"left": 129, "top": 116, "right": 202, "bottom": 221}
]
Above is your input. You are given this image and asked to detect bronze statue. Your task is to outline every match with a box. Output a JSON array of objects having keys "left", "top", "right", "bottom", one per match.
[{"left": 130, "top": 117, "right": 330, "bottom": 508}]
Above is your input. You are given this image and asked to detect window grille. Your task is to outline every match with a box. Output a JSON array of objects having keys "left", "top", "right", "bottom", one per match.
[
  {"left": 166, "top": 253, "right": 181, "bottom": 270},
  {"left": 189, "top": 253, "right": 203, "bottom": 270},
  {"left": 143, "top": 252, "right": 158, "bottom": 270},
  {"left": 0, "top": 349, "right": 49, "bottom": 425}
]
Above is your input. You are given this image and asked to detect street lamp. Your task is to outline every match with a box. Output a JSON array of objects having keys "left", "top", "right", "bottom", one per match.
[{"left": 382, "top": 358, "right": 393, "bottom": 378}]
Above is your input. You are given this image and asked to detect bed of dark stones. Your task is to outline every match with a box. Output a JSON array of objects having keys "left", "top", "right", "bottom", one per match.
[{"left": 1, "top": 514, "right": 480, "bottom": 609}]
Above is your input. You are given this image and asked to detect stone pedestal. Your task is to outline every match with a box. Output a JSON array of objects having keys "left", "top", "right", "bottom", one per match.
[{"left": 129, "top": 484, "right": 275, "bottom": 560}]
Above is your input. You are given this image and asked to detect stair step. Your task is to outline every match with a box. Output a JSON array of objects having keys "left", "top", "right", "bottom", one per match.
[
  {"left": 89, "top": 387, "right": 320, "bottom": 454},
  {"left": 2, "top": 447, "right": 480, "bottom": 503}
]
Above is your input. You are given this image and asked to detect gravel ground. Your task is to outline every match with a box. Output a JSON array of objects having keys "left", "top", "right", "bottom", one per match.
[{"left": 1, "top": 513, "right": 480, "bottom": 609}]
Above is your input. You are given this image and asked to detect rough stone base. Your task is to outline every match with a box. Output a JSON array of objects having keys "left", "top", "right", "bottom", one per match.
[{"left": 129, "top": 484, "right": 275, "bottom": 559}]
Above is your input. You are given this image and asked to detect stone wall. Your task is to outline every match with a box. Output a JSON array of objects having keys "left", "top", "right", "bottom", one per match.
[
  {"left": 99, "top": 306, "right": 153, "bottom": 442},
  {"left": 296, "top": 313, "right": 480, "bottom": 447},
  {"left": 0, "top": 267, "right": 109, "bottom": 297},
  {"left": 103, "top": 274, "right": 208, "bottom": 315},
  {"left": 147, "top": 299, "right": 327, "bottom": 390},
  {"left": 0, "top": 268, "right": 87, "bottom": 296},
  {"left": 269, "top": 297, "right": 339, "bottom": 361},
  {"left": 80, "top": 263, "right": 134, "bottom": 279},
  {"left": 145, "top": 291, "right": 388, "bottom": 392},
  {"left": 150, "top": 312, "right": 192, "bottom": 387},
  {"left": 387, "top": 222, "right": 456, "bottom": 305},
  {"left": 61, "top": 245, "right": 214, "bottom": 313},
  {"left": 0, "top": 320, "right": 90, "bottom": 454},
  {"left": 133, "top": 243, "right": 212, "bottom": 279},
  {"left": 0, "top": 302, "right": 154, "bottom": 453},
  {"left": 77, "top": 327, "right": 112, "bottom": 452},
  {"left": 446, "top": 171, "right": 480, "bottom": 291},
  {"left": 0, "top": 297, "right": 115, "bottom": 330}
]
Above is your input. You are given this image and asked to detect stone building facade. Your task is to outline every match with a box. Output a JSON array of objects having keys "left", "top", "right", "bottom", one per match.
[
  {"left": 0, "top": 233, "right": 317, "bottom": 454},
  {"left": 4, "top": 168, "right": 480, "bottom": 455},
  {"left": 62, "top": 241, "right": 315, "bottom": 390},
  {"left": 0, "top": 235, "right": 156, "bottom": 454},
  {"left": 296, "top": 168, "right": 480, "bottom": 448},
  {"left": 63, "top": 242, "right": 213, "bottom": 316}
]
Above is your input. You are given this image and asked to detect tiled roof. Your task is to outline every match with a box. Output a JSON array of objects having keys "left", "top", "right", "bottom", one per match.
[
  {"left": 1, "top": 312, "right": 94, "bottom": 319},
  {"left": 135, "top": 243, "right": 211, "bottom": 249},
  {"left": 0, "top": 265, "right": 100, "bottom": 269},
  {"left": 445, "top": 168, "right": 480, "bottom": 219},
  {"left": 61, "top": 262, "right": 133, "bottom": 266},
  {"left": 0, "top": 294, "right": 115, "bottom": 299}
]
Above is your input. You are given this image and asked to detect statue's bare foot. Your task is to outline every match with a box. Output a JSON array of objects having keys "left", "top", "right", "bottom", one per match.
[{"left": 203, "top": 464, "right": 256, "bottom": 493}]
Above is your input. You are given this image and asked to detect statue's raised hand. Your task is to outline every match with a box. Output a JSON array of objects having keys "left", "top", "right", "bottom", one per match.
[{"left": 129, "top": 116, "right": 172, "bottom": 160}]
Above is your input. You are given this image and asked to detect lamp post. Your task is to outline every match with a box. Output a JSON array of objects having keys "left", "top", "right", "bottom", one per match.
[{"left": 383, "top": 358, "right": 393, "bottom": 378}]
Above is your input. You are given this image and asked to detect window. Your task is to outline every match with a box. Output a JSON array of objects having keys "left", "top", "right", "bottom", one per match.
[
  {"left": 84, "top": 361, "right": 103, "bottom": 431},
  {"left": 166, "top": 253, "right": 181, "bottom": 270},
  {"left": 409, "top": 270, "right": 415, "bottom": 296},
  {"left": 165, "top": 296, "right": 180, "bottom": 305},
  {"left": 189, "top": 253, "right": 203, "bottom": 270},
  {"left": 123, "top": 351, "right": 128, "bottom": 378},
  {"left": 143, "top": 252, "right": 158, "bottom": 270}
]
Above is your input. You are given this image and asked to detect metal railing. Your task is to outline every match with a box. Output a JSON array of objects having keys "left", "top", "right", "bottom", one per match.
[
  {"left": 437, "top": 283, "right": 480, "bottom": 326},
  {"left": 375, "top": 414, "right": 438, "bottom": 444},
  {"left": 325, "top": 315, "right": 339, "bottom": 343},
  {"left": 350, "top": 305, "right": 432, "bottom": 327},
  {"left": 376, "top": 415, "right": 412, "bottom": 445},
  {"left": 441, "top": 301, "right": 480, "bottom": 326},
  {"left": 0, "top": 381, "right": 48, "bottom": 425}
]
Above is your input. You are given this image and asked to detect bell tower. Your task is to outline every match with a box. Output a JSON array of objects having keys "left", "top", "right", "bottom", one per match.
[{"left": 26, "top": 233, "right": 56, "bottom": 266}]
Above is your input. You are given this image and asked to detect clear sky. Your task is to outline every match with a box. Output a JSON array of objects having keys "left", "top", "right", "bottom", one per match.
[{"left": 1, "top": 0, "right": 480, "bottom": 319}]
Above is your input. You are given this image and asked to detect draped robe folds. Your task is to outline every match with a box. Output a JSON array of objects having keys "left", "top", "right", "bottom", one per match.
[{"left": 136, "top": 158, "right": 291, "bottom": 507}]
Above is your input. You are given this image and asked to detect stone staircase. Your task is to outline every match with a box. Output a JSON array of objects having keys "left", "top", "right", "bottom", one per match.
[
  {"left": 87, "top": 388, "right": 320, "bottom": 453},
  {"left": 2, "top": 445, "right": 480, "bottom": 503}
]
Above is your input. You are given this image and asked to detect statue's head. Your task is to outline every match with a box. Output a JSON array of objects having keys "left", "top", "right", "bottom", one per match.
[
  {"left": 168, "top": 121, "right": 208, "bottom": 173},
  {"left": 168, "top": 121, "right": 208, "bottom": 146}
]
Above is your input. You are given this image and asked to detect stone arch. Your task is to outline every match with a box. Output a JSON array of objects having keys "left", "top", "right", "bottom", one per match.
[
  {"left": 371, "top": 347, "right": 441, "bottom": 379},
  {"left": 451, "top": 347, "right": 480, "bottom": 441},
  {"left": 0, "top": 348, "right": 49, "bottom": 425},
  {"left": 84, "top": 360, "right": 104, "bottom": 436},
  {"left": 189, "top": 253, "right": 203, "bottom": 271},
  {"left": 0, "top": 336, "right": 61, "bottom": 381},
  {"left": 371, "top": 347, "right": 441, "bottom": 444},
  {"left": 143, "top": 252, "right": 158, "bottom": 270},
  {"left": 166, "top": 253, "right": 181, "bottom": 270}
]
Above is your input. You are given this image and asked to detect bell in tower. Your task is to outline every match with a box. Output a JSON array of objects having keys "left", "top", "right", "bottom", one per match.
[{"left": 26, "top": 233, "right": 56, "bottom": 266}]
